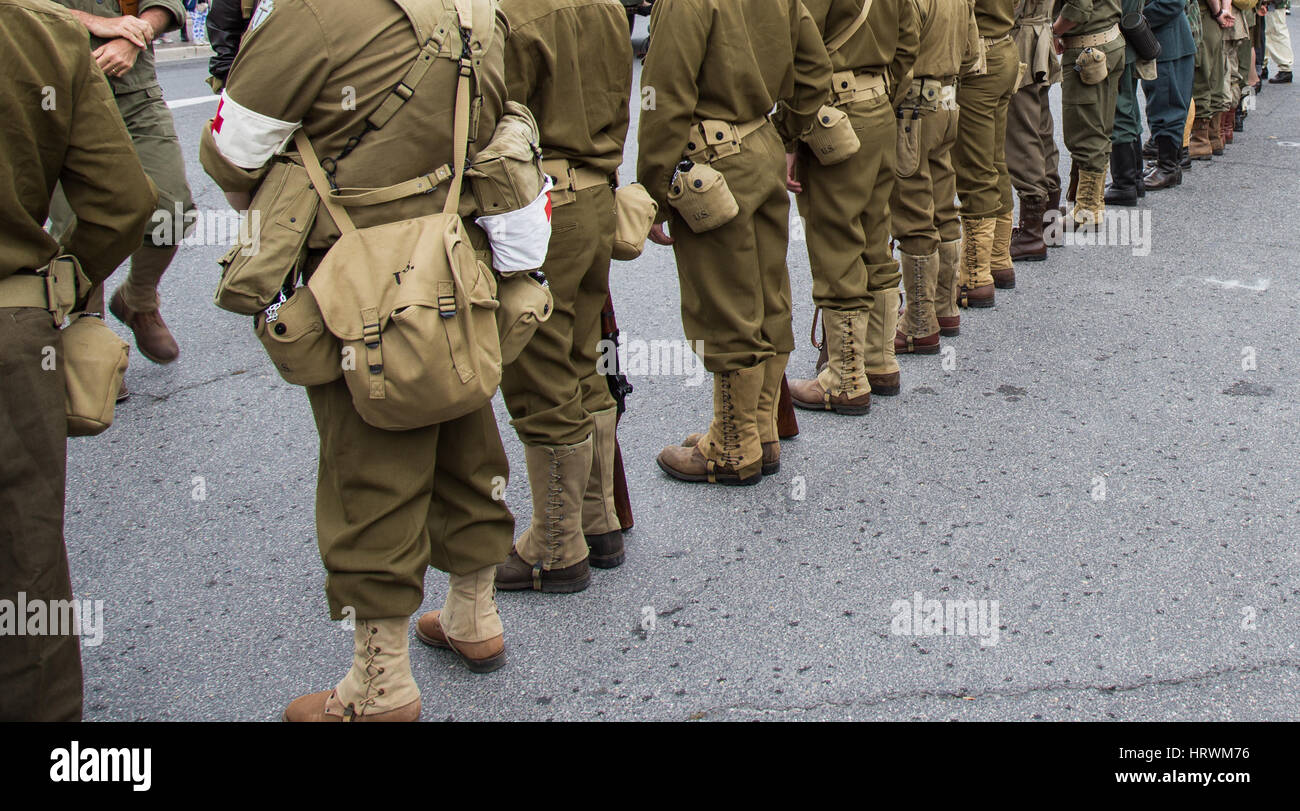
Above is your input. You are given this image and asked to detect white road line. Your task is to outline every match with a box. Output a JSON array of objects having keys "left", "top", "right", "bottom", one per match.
[{"left": 167, "top": 95, "right": 219, "bottom": 109}]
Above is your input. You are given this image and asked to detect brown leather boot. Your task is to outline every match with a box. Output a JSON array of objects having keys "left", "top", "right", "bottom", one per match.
[
  {"left": 752, "top": 353, "right": 788, "bottom": 476},
  {"left": 683, "top": 432, "right": 779, "bottom": 475},
  {"left": 935, "top": 238, "right": 961, "bottom": 335},
  {"left": 1045, "top": 185, "right": 1063, "bottom": 218},
  {"left": 498, "top": 440, "right": 593, "bottom": 593},
  {"left": 283, "top": 618, "right": 421, "bottom": 722},
  {"left": 789, "top": 308, "right": 871, "bottom": 415},
  {"left": 1222, "top": 105, "right": 1235, "bottom": 145},
  {"left": 415, "top": 610, "right": 507, "bottom": 673},
  {"left": 658, "top": 366, "right": 764, "bottom": 484},
  {"left": 990, "top": 210, "right": 1015, "bottom": 289},
  {"left": 1010, "top": 195, "right": 1047, "bottom": 261},
  {"left": 109, "top": 287, "right": 179, "bottom": 364},
  {"left": 957, "top": 217, "right": 996, "bottom": 308},
  {"left": 895, "top": 249, "right": 940, "bottom": 354},
  {"left": 1208, "top": 111, "right": 1224, "bottom": 155},
  {"left": 1189, "top": 116, "right": 1213, "bottom": 160}
]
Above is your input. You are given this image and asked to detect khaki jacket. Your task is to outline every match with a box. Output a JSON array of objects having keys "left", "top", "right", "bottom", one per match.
[
  {"left": 636, "top": 0, "right": 833, "bottom": 216},
  {"left": 914, "top": 0, "right": 981, "bottom": 79},
  {"left": 801, "top": 0, "right": 920, "bottom": 95},
  {"left": 499, "top": 0, "right": 632, "bottom": 175},
  {"left": 1014, "top": 0, "right": 1062, "bottom": 86},
  {"left": 1, "top": 0, "right": 154, "bottom": 283},
  {"left": 51, "top": 0, "right": 186, "bottom": 94},
  {"left": 974, "top": 0, "right": 1017, "bottom": 37},
  {"left": 200, "top": 0, "right": 511, "bottom": 251}
]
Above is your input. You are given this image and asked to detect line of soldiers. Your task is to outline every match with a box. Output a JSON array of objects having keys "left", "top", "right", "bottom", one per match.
[{"left": 2, "top": 0, "right": 1292, "bottom": 723}]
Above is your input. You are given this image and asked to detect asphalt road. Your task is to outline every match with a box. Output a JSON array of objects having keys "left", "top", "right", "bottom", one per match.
[{"left": 67, "top": 27, "right": 1300, "bottom": 721}]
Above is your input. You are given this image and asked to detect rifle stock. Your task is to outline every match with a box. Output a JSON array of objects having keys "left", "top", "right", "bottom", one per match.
[{"left": 602, "top": 294, "right": 634, "bottom": 531}]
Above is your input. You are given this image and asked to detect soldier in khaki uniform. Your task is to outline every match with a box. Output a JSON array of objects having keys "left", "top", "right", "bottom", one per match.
[
  {"left": 891, "top": 0, "right": 979, "bottom": 355},
  {"left": 51, "top": 0, "right": 193, "bottom": 366},
  {"left": 201, "top": 0, "right": 520, "bottom": 722},
  {"left": 953, "top": 0, "right": 1019, "bottom": 309},
  {"left": 0, "top": 0, "right": 155, "bottom": 721},
  {"left": 1190, "top": 0, "right": 1233, "bottom": 158},
  {"left": 1051, "top": 0, "right": 1125, "bottom": 226},
  {"left": 639, "top": 0, "right": 831, "bottom": 486},
  {"left": 492, "top": 0, "right": 632, "bottom": 594},
  {"left": 785, "top": 0, "right": 919, "bottom": 415},
  {"left": 1006, "top": 0, "right": 1062, "bottom": 260}
]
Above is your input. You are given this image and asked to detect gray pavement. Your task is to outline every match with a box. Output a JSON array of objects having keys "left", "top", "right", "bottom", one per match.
[{"left": 69, "top": 28, "right": 1300, "bottom": 721}]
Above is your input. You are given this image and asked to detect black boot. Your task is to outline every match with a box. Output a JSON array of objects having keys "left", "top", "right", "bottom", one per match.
[
  {"left": 1144, "top": 134, "right": 1182, "bottom": 190},
  {"left": 1234, "top": 106, "right": 1245, "bottom": 132},
  {"left": 1104, "top": 140, "right": 1139, "bottom": 206},
  {"left": 1180, "top": 145, "right": 1191, "bottom": 169},
  {"left": 1134, "top": 142, "right": 1145, "bottom": 198},
  {"left": 1268, "top": 69, "right": 1292, "bottom": 84}
]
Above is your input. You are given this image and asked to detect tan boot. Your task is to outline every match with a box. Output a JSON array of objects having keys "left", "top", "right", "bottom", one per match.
[
  {"left": 895, "top": 250, "right": 940, "bottom": 355},
  {"left": 753, "top": 353, "right": 788, "bottom": 475},
  {"left": 1189, "top": 116, "right": 1213, "bottom": 160},
  {"left": 109, "top": 244, "right": 180, "bottom": 364},
  {"left": 1071, "top": 169, "right": 1106, "bottom": 228},
  {"left": 1208, "top": 111, "right": 1224, "bottom": 155},
  {"left": 990, "top": 210, "right": 1015, "bottom": 289},
  {"left": 789, "top": 308, "right": 871, "bottom": 415},
  {"left": 417, "top": 565, "right": 506, "bottom": 673},
  {"left": 283, "top": 617, "right": 421, "bottom": 722},
  {"left": 865, "top": 285, "right": 901, "bottom": 395},
  {"left": 497, "top": 438, "right": 593, "bottom": 593},
  {"left": 935, "top": 238, "right": 961, "bottom": 336},
  {"left": 582, "top": 407, "right": 624, "bottom": 569},
  {"left": 958, "top": 217, "right": 996, "bottom": 309},
  {"left": 658, "top": 366, "right": 764, "bottom": 484}
]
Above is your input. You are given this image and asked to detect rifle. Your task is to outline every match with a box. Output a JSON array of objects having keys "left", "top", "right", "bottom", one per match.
[
  {"left": 601, "top": 294, "right": 635, "bottom": 531},
  {"left": 120, "top": 1, "right": 139, "bottom": 16}
]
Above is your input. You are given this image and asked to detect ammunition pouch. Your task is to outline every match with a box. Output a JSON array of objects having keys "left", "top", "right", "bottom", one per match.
[
  {"left": 682, "top": 117, "right": 767, "bottom": 164},
  {"left": 466, "top": 102, "right": 548, "bottom": 215},
  {"left": 897, "top": 76, "right": 943, "bottom": 114},
  {"left": 214, "top": 157, "right": 318, "bottom": 315},
  {"left": 667, "top": 161, "right": 739, "bottom": 234},
  {"left": 1120, "top": 12, "right": 1163, "bottom": 61},
  {"left": 802, "top": 105, "right": 861, "bottom": 166},
  {"left": 829, "top": 69, "right": 888, "bottom": 107},
  {"left": 611, "top": 182, "right": 658, "bottom": 261}
]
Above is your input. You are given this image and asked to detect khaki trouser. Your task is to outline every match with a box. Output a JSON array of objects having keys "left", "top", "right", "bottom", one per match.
[
  {"left": 1266, "top": 6, "right": 1293, "bottom": 71},
  {"left": 0, "top": 307, "right": 82, "bottom": 721},
  {"left": 50, "top": 87, "right": 195, "bottom": 247},
  {"left": 1061, "top": 41, "right": 1125, "bottom": 173},
  {"left": 798, "top": 91, "right": 899, "bottom": 309},
  {"left": 669, "top": 122, "right": 793, "bottom": 372},
  {"left": 1194, "top": 6, "right": 1228, "bottom": 115},
  {"left": 306, "top": 382, "right": 515, "bottom": 620},
  {"left": 955, "top": 37, "right": 1020, "bottom": 219},
  {"left": 1006, "top": 81, "right": 1061, "bottom": 199},
  {"left": 891, "top": 96, "right": 961, "bottom": 256},
  {"left": 501, "top": 184, "right": 617, "bottom": 447},
  {"left": 48, "top": 87, "right": 194, "bottom": 311}
]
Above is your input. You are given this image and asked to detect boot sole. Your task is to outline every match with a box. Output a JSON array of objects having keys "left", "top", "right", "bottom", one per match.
[
  {"left": 1011, "top": 253, "right": 1046, "bottom": 262},
  {"left": 961, "top": 299, "right": 995, "bottom": 309},
  {"left": 790, "top": 397, "right": 871, "bottom": 415},
  {"left": 896, "top": 343, "right": 940, "bottom": 355},
  {"left": 496, "top": 572, "right": 592, "bottom": 593},
  {"left": 761, "top": 461, "right": 780, "bottom": 476},
  {"left": 993, "top": 279, "right": 1016, "bottom": 290},
  {"left": 939, "top": 326, "right": 960, "bottom": 337},
  {"left": 414, "top": 628, "right": 508, "bottom": 674},
  {"left": 656, "top": 457, "right": 762, "bottom": 486}
]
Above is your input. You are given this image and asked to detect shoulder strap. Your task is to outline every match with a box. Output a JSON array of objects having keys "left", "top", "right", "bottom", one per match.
[
  {"left": 295, "top": 0, "right": 475, "bottom": 226},
  {"left": 826, "top": 0, "right": 874, "bottom": 54}
]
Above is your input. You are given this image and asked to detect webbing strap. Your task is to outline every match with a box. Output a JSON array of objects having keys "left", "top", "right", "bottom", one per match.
[{"left": 826, "top": 0, "right": 874, "bottom": 54}]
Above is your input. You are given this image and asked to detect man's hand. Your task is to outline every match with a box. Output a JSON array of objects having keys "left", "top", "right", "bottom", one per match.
[
  {"left": 785, "top": 152, "right": 803, "bottom": 194},
  {"left": 79, "top": 14, "right": 154, "bottom": 48},
  {"left": 1218, "top": 9, "right": 1236, "bottom": 27},
  {"left": 649, "top": 223, "right": 674, "bottom": 246},
  {"left": 94, "top": 38, "right": 143, "bottom": 78}
]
